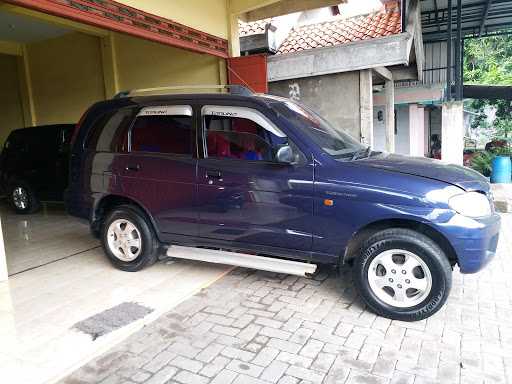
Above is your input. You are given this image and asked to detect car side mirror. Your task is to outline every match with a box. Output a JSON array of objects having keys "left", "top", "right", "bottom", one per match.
[{"left": 276, "top": 145, "right": 294, "bottom": 164}]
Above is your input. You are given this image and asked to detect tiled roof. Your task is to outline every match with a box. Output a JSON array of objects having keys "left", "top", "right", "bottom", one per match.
[
  {"left": 239, "top": 18, "right": 272, "bottom": 37},
  {"left": 277, "top": 9, "right": 401, "bottom": 54}
]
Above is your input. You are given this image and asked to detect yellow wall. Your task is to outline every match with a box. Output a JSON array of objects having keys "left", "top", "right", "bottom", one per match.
[
  {"left": 116, "top": 0, "right": 230, "bottom": 39},
  {"left": 3, "top": 15, "right": 228, "bottom": 133},
  {"left": 0, "top": 54, "right": 25, "bottom": 145},
  {"left": 113, "top": 33, "right": 223, "bottom": 91},
  {"left": 26, "top": 32, "right": 105, "bottom": 125}
]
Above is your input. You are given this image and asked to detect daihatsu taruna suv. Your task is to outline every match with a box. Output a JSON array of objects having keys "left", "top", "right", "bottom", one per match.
[{"left": 66, "top": 90, "right": 501, "bottom": 321}]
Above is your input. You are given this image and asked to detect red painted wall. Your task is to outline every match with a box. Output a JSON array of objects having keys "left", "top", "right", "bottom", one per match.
[{"left": 227, "top": 54, "right": 268, "bottom": 93}]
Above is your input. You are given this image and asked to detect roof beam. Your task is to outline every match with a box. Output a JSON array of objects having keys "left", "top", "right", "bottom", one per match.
[
  {"left": 373, "top": 66, "right": 393, "bottom": 81},
  {"left": 267, "top": 33, "right": 410, "bottom": 82},
  {"left": 479, "top": 0, "right": 493, "bottom": 36},
  {"left": 434, "top": 0, "right": 441, "bottom": 31},
  {"left": 229, "top": 0, "right": 281, "bottom": 16},
  {"left": 244, "top": 0, "right": 341, "bottom": 22},
  {"left": 0, "top": 40, "right": 22, "bottom": 56}
]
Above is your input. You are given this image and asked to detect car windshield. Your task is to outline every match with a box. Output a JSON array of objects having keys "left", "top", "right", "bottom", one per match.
[{"left": 277, "top": 100, "right": 366, "bottom": 160}]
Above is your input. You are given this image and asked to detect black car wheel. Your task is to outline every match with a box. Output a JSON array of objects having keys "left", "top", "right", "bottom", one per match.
[
  {"left": 8, "top": 181, "right": 40, "bottom": 214},
  {"left": 352, "top": 228, "right": 452, "bottom": 321},
  {"left": 101, "top": 205, "right": 159, "bottom": 272}
]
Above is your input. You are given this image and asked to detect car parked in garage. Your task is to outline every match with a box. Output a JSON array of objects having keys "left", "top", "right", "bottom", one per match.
[
  {"left": 0, "top": 124, "right": 74, "bottom": 213},
  {"left": 66, "top": 87, "right": 501, "bottom": 321}
]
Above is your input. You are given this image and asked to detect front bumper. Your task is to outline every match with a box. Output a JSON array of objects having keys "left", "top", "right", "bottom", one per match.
[{"left": 440, "top": 212, "right": 501, "bottom": 274}]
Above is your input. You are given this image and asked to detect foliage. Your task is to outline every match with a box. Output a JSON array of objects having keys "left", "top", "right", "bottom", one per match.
[
  {"left": 470, "top": 151, "right": 494, "bottom": 177},
  {"left": 464, "top": 35, "right": 512, "bottom": 140},
  {"left": 469, "top": 144, "right": 512, "bottom": 177},
  {"left": 464, "top": 35, "right": 512, "bottom": 85}
]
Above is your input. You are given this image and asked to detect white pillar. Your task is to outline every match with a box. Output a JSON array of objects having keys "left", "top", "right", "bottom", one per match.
[
  {"left": 409, "top": 104, "right": 425, "bottom": 157},
  {"left": 385, "top": 79, "right": 395, "bottom": 153},
  {"left": 359, "top": 69, "right": 373, "bottom": 147},
  {"left": 441, "top": 101, "right": 464, "bottom": 165},
  {"left": 0, "top": 218, "right": 7, "bottom": 282}
]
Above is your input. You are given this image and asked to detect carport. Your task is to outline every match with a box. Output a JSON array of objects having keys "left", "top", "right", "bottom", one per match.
[
  {"left": 0, "top": 0, "right": 230, "bottom": 281},
  {"left": 0, "top": 2, "right": 233, "bottom": 382}
]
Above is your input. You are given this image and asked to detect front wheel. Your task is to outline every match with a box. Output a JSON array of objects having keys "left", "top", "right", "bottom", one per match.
[
  {"left": 8, "top": 181, "right": 40, "bottom": 214},
  {"left": 352, "top": 228, "right": 452, "bottom": 321}
]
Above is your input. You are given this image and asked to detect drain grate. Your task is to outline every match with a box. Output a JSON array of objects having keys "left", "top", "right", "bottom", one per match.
[{"left": 73, "top": 302, "right": 154, "bottom": 340}]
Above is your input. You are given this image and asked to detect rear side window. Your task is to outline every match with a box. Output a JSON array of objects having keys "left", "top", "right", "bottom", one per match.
[
  {"left": 85, "top": 108, "right": 134, "bottom": 152},
  {"left": 4, "top": 131, "right": 25, "bottom": 152},
  {"left": 130, "top": 106, "right": 193, "bottom": 156}
]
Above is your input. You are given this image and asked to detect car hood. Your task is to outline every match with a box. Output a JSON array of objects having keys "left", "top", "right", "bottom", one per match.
[{"left": 356, "top": 152, "right": 490, "bottom": 192}]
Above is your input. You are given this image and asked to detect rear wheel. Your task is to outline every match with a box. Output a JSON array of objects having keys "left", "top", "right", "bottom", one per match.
[
  {"left": 8, "top": 181, "right": 40, "bottom": 214},
  {"left": 101, "top": 205, "right": 159, "bottom": 271},
  {"left": 352, "top": 228, "right": 452, "bottom": 321}
]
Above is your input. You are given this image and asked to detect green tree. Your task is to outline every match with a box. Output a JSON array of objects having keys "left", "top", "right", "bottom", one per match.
[{"left": 464, "top": 35, "right": 512, "bottom": 139}]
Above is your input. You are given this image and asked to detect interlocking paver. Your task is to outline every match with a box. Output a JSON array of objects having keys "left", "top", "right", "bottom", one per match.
[
  {"left": 226, "top": 359, "right": 265, "bottom": 377},
  {"left": 261, "top": 360, "right": 289, "bottom": 383},
  {"left": 61, "top": 215, "right": 512, "bottom": 384}
]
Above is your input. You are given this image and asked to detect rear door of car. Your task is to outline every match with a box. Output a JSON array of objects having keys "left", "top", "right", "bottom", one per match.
[{"left": 116, "top": 104, "right": 198, "bottom": 239}]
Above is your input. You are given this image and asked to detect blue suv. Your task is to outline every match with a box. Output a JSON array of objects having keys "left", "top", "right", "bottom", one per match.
[{"left": 66, "top": 87, "right": 501, "bottom": 321}]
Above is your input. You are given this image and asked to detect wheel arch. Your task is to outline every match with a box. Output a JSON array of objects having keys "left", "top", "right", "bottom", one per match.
[
  {"left": 91, "top": 194, "right": 160, "bottom": 240},
  {"left": 341, "top": 218, "right": 458, "bottom": 267}
]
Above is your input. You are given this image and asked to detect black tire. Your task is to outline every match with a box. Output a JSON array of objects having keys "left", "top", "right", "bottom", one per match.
[
  {"left": 101, "top": 205, "right": 159, "bottom": 272},
  {"left": 352, "top": 228, "right": 452, "bottom": 321},
  {"left": 8, "top": 180, "right": 40, "bottom": 214}
]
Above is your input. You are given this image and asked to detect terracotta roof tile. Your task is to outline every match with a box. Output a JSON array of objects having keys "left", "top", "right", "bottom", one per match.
[
  {"left": 239, "top": 18, "right": 272, "bottom": 37},
  {"left": 275, "top": 8, "right": 401, "bottom": 55}
]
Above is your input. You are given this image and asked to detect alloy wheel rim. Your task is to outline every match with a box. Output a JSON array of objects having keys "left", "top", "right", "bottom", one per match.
[
  {"left": 367, "top": 249, "right": 432, "bottom": 308},
  {"left": 107, "top": 219, "right": 142, "bottom": 262},
  {"left": 12, "top": 187, "right": 29, "bottom": 210}
]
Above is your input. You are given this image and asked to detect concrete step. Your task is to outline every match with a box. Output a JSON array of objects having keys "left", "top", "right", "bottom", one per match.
[
  {"left": 492, "top": 184, "right": 512, "bottom": 213},
  {"left": 166, "top": 246, "right": 317, "bottom": 277}
]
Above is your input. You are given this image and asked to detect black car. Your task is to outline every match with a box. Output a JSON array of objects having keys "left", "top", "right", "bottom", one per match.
[{"left": 0, "top": 124, "right": 74, "bottom": 213}]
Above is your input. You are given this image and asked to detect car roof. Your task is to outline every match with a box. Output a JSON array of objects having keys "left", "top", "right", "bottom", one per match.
[
  {"left": 10, "top": 124, "right": 75, "bottom": 134},
  {"left": 92, "top": 92, "right": 282, "bottom": 111}
]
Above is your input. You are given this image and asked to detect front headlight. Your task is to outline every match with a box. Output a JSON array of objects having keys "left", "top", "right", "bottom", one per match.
[{"left": 448, "top": 191, "right": 492, "bottom": 218}]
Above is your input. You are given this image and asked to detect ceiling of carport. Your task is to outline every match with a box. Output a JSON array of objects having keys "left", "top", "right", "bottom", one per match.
[{"left": 0, "top": 9, "right": 71, "bottom": 42}]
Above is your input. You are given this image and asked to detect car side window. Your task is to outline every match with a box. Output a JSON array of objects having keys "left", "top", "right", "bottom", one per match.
[
  {"left": 202, "top": 106, "right": 293, "bottom": 163},
  {"left": 130, "top": 106, "right": 193, "bottom": 156}
]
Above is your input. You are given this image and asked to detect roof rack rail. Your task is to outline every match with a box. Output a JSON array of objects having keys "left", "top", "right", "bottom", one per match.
[{"left": 113, "top": 84, "right": 254, "bottom": 99}]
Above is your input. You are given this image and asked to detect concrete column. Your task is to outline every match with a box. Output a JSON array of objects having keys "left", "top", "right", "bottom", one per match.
[
  {"left": 385, "top": 79, "right": 395, "bottom": 152},
  {"left": 441, "top": 101, "right": 464, "bottom": 165},
  {"left": 100, "top": 32, "right": 120, "bottom": 99},
  {"left": 0, "top": 218, "right": 7, "bottom": 282},
  {"left": 359, "top": 69, "right": 373, "bottom": 147},
  {"left": 228, "top": 14, "right": 241, "bottom": 57},
  {"left": 408, "top": 104, "right": 425, "bottom": 157}
]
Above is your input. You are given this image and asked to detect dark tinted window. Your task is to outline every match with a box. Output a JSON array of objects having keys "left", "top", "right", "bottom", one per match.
[
  {"left": 204, "top": 116, "right": 287, "bottom": 162},
  {"left": 5, "top": 128, "right": 58, "bottom": 154},
  {"left": 130, "top": 115, "right": 193, "bottom": 156},
  {"left": 85, "top": 109, "right": 134, "bottom": 152}
]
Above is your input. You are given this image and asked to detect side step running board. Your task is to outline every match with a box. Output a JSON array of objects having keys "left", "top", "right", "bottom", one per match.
[{"left": 166, "top": 246, "right": 317, "bottom": 277}]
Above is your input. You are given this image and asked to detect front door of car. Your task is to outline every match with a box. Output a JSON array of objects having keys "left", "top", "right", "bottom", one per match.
[
  {"left": 196, "top": 105, "right": 314, "bottom": 257},
  {"left": 117, "top": 105, "right": 198, "bottom": 238}
]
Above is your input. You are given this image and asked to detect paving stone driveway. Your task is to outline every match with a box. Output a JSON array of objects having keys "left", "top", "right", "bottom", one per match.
[{"left": 62, "top": 214, "right": 512, "bottom": 384}]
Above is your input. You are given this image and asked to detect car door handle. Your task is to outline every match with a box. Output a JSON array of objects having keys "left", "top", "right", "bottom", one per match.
[
  {"left": 125, "top": 164, "right": 140, "bottom": 172},
  {"left": 206, "top": 170, "right": 223, "bottom": 179}
]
